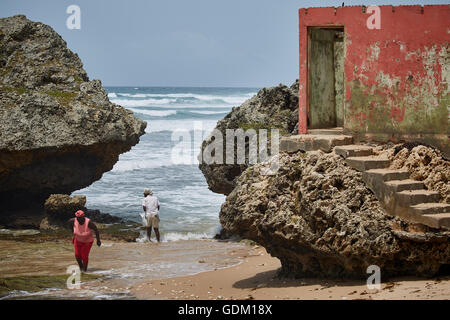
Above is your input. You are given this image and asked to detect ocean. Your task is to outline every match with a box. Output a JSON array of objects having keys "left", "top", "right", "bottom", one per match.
[
  {"left": 2, "top": 87, "right": 260, "bottom": 299},
  {"left": 72, "top": 87, "right": 259, "bottom": 241}
]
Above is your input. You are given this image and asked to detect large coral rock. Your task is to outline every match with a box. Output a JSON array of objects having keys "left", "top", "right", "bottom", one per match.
[
  {"left": 41, "top": 194, "right": 122, "bottom": 229},
  {"left": 199, "top": 80, "right": 298, "bottom": 195},
  {"left": 390, "top": 145, "right": 450, "bottom": 203},
  {"left": 220, "top": 151, "right": 450, "bottom": 278},
  {"left": 0, "top": 15, "right": 146, "bottom": 225}
]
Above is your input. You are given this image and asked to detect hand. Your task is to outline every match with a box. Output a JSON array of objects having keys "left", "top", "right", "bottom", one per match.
[{"left": 97, "top": 239, "right": 101, "bottom": 247}]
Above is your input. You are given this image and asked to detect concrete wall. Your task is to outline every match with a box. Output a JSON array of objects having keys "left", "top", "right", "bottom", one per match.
[{"left": 298, "top": 5, "right": 449, "bottom": 156}]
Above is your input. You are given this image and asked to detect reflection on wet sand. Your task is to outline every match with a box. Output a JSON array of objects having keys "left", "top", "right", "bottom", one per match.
[{"left": 0, "top": 239, "right": 249, "bottom": 299}]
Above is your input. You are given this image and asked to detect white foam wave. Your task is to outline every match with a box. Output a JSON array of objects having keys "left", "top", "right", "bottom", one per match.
[
  {"left": 135, "top": 231, "right": 212, "bottom": 243},
  {"left": 108, "top": 92, "right": 117, "bottom": 98},
  {"left": 129, "top": 108, "right": 177, "bottom": 117},
  {"left": 111, "top": 98, "right": 174, "bottom": 107},
  {"left": 110, "top": 92, "right": 256, "bottom": 108},
  {"left": 163, "top": 232, "right": 212, "bottom": 242},
  {"left": 112, "top": 159, "right": 171, "bottom": 172},
  {"left": 145, "top": 119, "right": 218, "bottom": 133},
  {"left": 188, "top": 110, "right": 228, "bottom": 115},
  {"left": 115, "top": 92, "right": 255, "bottom": 103}
]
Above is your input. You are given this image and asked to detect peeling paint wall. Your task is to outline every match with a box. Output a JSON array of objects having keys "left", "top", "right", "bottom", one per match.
[{"left": 298, "top": 5, "right": 449, "bottom": 156}]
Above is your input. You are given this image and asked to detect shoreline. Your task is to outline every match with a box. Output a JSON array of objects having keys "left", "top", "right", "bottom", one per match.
[
  {"left": 132, "top": 246, "right": 450, "bottom": 300},
  {"left": 1, "top": 235, "right": 449, "bottom": 300},
  {"left": 0, "top": 237, "right": 250, "bottom": 299}
]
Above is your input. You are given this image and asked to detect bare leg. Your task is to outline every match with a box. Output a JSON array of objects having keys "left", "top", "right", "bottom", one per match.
[
  {"left": 146, "top": 227, "right": 153, "bottom": 242},
  {"left": 76, "top": 257, "right": 84, "bottom": 271},
  {"left": 154, "top": 228, "right": 160, "bottom": 243}
]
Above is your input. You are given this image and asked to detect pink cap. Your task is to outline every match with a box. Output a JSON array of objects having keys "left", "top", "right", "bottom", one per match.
[{"left": 75, "top": 210, "right": 85, "bottom": 217}]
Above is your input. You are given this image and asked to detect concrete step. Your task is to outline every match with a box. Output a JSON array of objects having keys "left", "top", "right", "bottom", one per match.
[
  {"left": 420, "top": 213, "right": 450, "bottom": 230},
  {"left": 334, "top": 144, "right": 373, "bottom": 159},
  {"left": 396, "top": 190, "right": 441, "bottom": 206},
  {"left": 280, "top": 134, "right": 353, "bottom": 153},
  {"left": 346, "top": 156, "right": 390, "bottom": 171},
  {"left": 363, "top": 169, "right": 410, "bottom": 182},
  {"left": 384, "top": 179, "right": 425, "bottom": 192},
  {"left": 308, "top": 128, "right": 343, "bottom": 135},
  {"left": 409, "top": 202, "right": 450, "bottom": 215}
]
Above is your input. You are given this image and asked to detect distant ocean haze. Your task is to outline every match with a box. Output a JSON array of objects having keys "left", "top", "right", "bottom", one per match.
[{"left": 73, "top": 87, "right": 259, "bottom": 241}]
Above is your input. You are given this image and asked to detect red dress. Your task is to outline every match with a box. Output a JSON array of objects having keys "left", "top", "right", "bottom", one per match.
[{"left": 73, "top": 218, "right": 94, "bottom": 264}]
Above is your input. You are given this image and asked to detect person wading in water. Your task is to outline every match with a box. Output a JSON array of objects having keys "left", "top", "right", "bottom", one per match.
[
  {"left": 68, "top": 210, "right": 101, "bottom": 272},
  {"left": 142, "top": 188, "right": 161, "bottom": 243}
]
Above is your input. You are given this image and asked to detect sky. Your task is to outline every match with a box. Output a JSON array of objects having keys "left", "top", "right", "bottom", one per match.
[{"left": 0, "top": 0, "right": 447, "bottom": 87}]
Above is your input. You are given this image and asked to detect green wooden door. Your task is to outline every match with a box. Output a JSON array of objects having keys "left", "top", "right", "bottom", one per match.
[{"left": 309, "top": 28, "right": 337, "bottom": 128}]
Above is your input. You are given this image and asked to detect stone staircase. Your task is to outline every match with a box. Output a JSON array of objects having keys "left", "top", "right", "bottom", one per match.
[
  {"left": 280, "top": 128, "right": 353, "bottom": 153},
  {"left": 280, "top": 128, "right": 450, "bottom": 230},
  {"left": 335, "top": 144, "right": 450, "bottom": 230}
]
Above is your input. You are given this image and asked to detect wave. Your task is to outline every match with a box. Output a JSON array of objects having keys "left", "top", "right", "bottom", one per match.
[
  {"left": 135, "top": 231, "right": 214, "bottom": 243},
  {"left": 162, "top": 232, "right": 213, "bottom": 241},
  {"left": 111, "top": 98, "right": 174, "bottom": 107},
  {"left": 108, "top": 92, "right": 257, "bottom": 108},
  {"left": 113, "top": 92, "right": 255, "bottom": 102},
  {"left": 128, "top": 108, "right": 177, "bottom": 117},
  {"left": 128, "top": 108, "right": 228, "bottom": 119},
  {"left": 112, "top": 159, "right": 173, "bottom": 172},
  {"left": 145, "top": 119, "right": 218, "bottom": 133},
  {"left": 188, "top": 110, "right": 228, "bottom": 115}
]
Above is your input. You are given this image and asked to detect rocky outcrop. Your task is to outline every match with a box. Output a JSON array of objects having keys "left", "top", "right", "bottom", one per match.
[
  {"left": 219, "top": 150, "right": 450, "bottom": 278},
  {"left": 389, "top": 145, "right": 450, "bottom": 204},
  {"left": 40, "top": 194, "right": 123, "bottom": 229},
  {"left": 199, "top": 80, "right": 298, "bottom": 195},
  {"left": 0, "top": 15, "right": 146, "bottom": 226}
]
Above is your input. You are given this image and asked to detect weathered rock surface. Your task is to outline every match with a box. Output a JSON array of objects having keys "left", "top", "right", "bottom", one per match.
[
  {"left": 389, "top": 145, "right": 450, "bottom": 203},
  {"left": 41, "top": 194, "right": 122, "bottom": 229},
  {"left": 0, "top": 15, "right": 146, "bottom": 225},
  {"left": 220, "top": 151, "right": 450, "bottom": 278},
  {"left": 199, "top": 80, "right": 298, "bottom": 195}
]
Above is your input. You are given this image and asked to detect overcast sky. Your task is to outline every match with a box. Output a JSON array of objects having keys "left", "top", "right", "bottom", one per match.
[{"left": 1, "top": 0, "right": 447, "bottom": 87}]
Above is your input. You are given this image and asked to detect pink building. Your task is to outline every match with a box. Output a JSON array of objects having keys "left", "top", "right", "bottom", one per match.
[{"left": 298, "top": 5, "right": 449, "bottom": 156}]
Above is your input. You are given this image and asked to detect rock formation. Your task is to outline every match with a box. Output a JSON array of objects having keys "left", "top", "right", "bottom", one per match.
[
  {"left": 219, "top": 150, "right": 450, "bottom": 278},
  {"left": 199, "top": 80, "right": 298, "bottom": 195},
  {"left": 41, "top": 194, "right": 122, "bottom": 229},
  {"left": 0, "top": 15, "right": 146, "bottom": 226},
  {"left": 389, "top": 145, "right": 450, "bottom": 204}
]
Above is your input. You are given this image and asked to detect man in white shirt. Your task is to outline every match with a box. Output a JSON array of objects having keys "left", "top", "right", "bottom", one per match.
[{"left": 142, "top": 188, "right": 161, "bottom": 242}]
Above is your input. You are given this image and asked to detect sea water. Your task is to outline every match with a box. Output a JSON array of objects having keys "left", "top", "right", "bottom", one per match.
[
  {"left": 72, "top": 87, "right": 259, "bottom": 241},
  {"left": 0, "top": 88, "right": 260, "bottom": 300}
]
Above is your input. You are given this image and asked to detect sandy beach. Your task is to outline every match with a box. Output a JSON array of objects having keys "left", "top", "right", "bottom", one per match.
[
  {"left": 132, "top": 245, "right": 450, "bottom": 300},
  {"left": 0, "top": 237, "right": 448, "bottom": 300},
  {"left": 0, "top": 238, "right": 249, "bottom": 299}
]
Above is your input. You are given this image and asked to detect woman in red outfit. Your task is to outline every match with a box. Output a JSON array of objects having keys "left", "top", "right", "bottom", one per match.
[{"left": 68, "top": 210, "right": 101, "bottom": 272}]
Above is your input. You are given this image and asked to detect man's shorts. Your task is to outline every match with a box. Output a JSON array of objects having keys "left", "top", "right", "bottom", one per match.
[{"left": 146, "top": 214, "right": 160, "bottom": 229}]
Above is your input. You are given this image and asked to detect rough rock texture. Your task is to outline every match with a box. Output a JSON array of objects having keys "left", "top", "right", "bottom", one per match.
[
  {"left": 389, "top": 145, "right": 450, "bottom": 204},
  {"left": 44, "top": 194, "right": 87, "bottom": 221},
  {"left": 0, "top": 15, "right": 146, "bottom": 224},
  {"left": 220, "top": 151, "right": 450, "bottom": 278},
  {"left": 41, "top": 194, "right": 122, "bottom": 229},
  {"left": 199, "top": 80, "right": 298, "bottom": 195}
]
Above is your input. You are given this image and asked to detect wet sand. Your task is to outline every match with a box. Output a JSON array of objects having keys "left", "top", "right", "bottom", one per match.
[
  {"left": 0, "top": 239, "right": 249, "bottom": 299},
  {"left": 132, "top": 246, "right": 450, "bottom": 300},
  {"left": 1, "top": 239, "right": 449, "bottom": 300}
]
